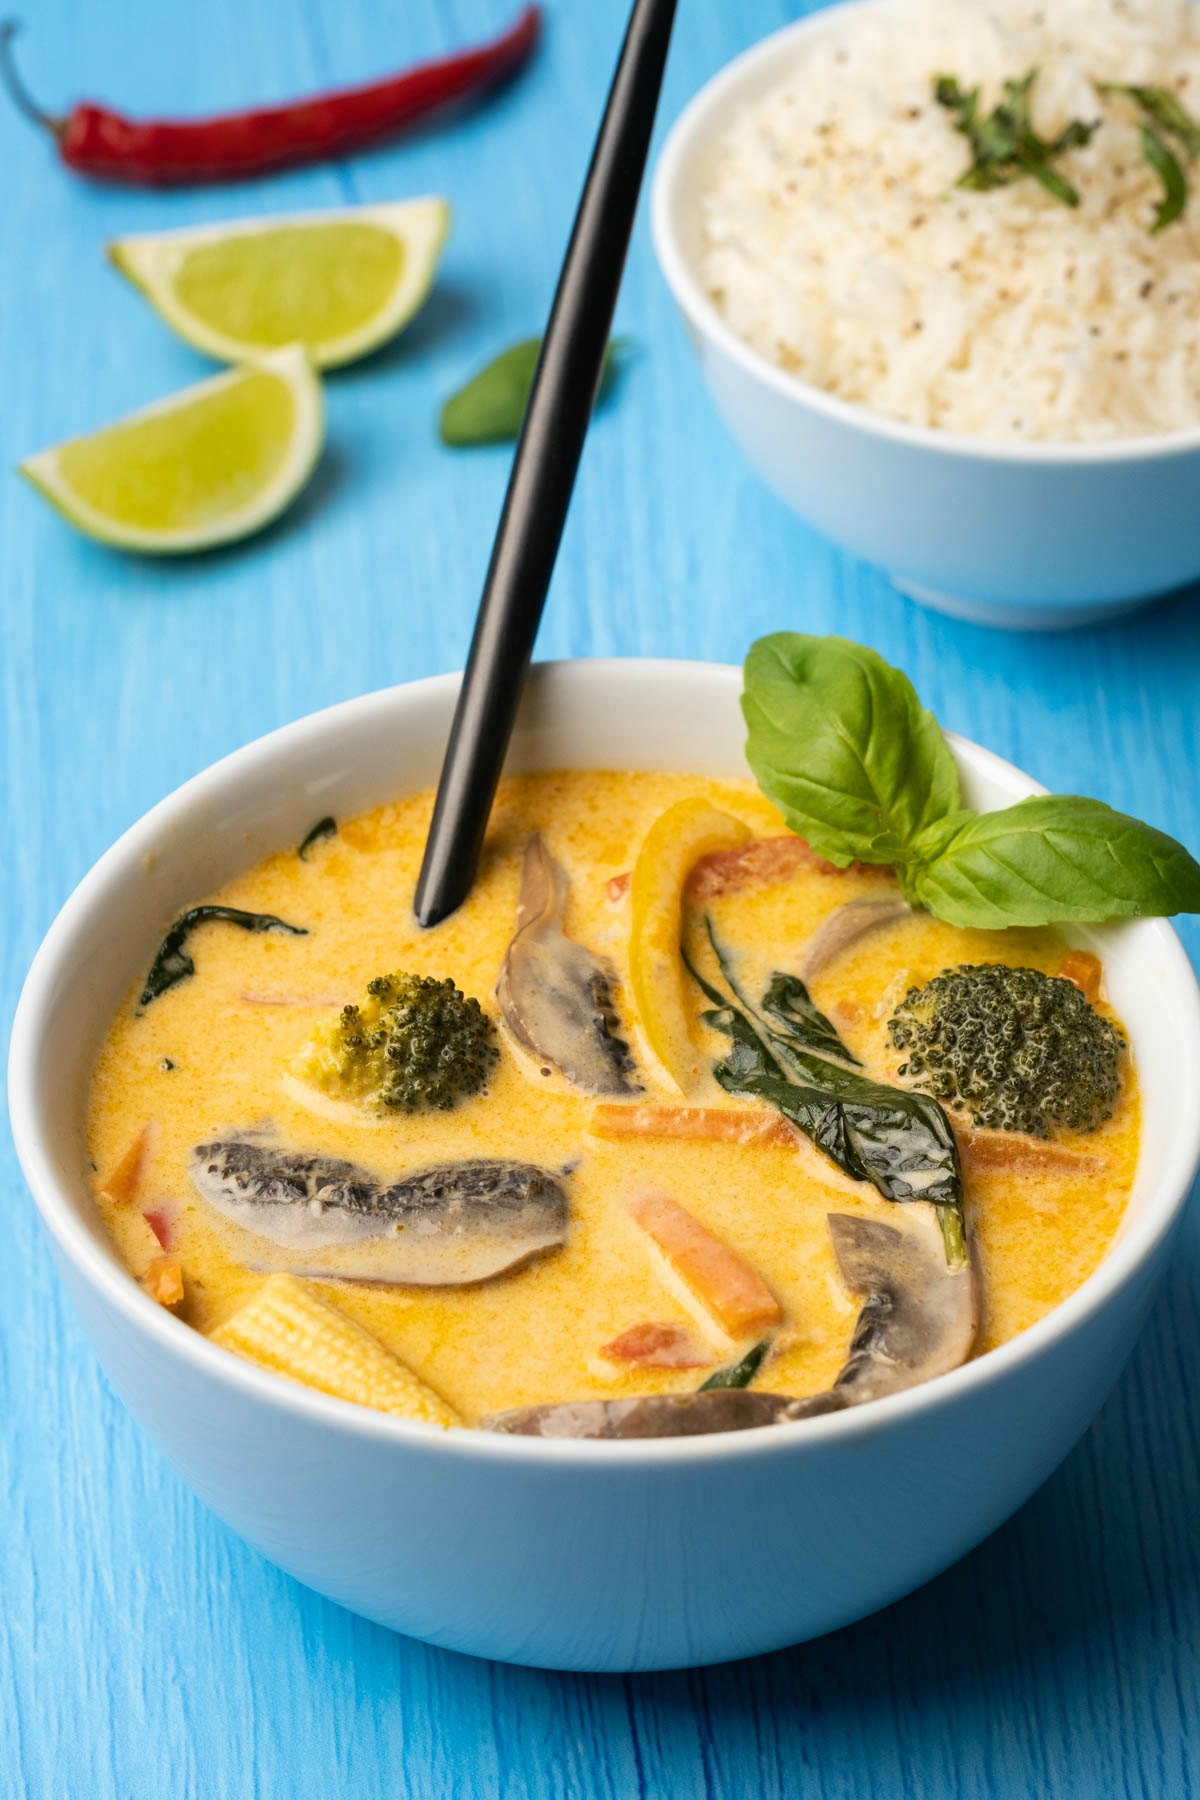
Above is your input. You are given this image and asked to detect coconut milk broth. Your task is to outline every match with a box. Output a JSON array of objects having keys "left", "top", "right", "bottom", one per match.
[{"left": 89, "top": 770, "right": 1139, "bottom": 1425}]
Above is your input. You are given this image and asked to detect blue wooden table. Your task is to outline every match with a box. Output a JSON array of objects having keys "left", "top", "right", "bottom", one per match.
[{"left": 2, "top": 2, "right": 1197, "bottom": 1794}]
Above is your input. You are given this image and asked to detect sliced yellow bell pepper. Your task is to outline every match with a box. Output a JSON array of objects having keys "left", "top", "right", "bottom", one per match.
[{"left": 627, "top": 799, "right": 750, "bottom": 1094}]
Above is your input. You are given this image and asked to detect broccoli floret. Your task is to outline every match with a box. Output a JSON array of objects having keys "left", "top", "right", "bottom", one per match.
[
  {"left": 298, "top": 972, "right": 499, "bottom": 1114},
  {"left": 887, "top": 963, "right": 1123, "bottom": 1139}
]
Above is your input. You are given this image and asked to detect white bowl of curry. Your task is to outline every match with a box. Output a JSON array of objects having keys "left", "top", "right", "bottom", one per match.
[{"left": 10, "top": 658, "right": 1200, "bottom": 1670}]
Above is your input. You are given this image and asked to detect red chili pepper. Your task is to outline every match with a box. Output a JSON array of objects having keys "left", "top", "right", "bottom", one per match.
[{"left": 0, "top": 6, "right": 541, "bottom": 185}]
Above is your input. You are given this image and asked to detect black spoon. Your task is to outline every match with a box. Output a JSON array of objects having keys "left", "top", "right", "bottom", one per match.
[{"left": 414, "top": 0, "right": 679, "bottom": 928}]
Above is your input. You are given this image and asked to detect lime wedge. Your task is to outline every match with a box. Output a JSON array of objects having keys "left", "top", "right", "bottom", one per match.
[
  {"left": 20, "top": 345, "right": 323, "bottom": 554},
  {"left": 110, "top": 199, "right": 450, "bottom": 369}
]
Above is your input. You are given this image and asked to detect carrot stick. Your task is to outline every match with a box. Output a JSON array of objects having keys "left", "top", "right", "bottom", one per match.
[
  {"left": 592, "top": 1103, "right": 798, "bottom": 1147},
  {"left": 1057, "top": 950, "right": 1103, "bottom": 1003},
  {"left": 627, "top": 1190, "right": 782, "bottom": 1339},
  {"left": 100, "top": 1121, "right": 158, "bottom": 1204},
  {"left": 960, "top": 1129, "right": 1104, "bottom": 1177}
]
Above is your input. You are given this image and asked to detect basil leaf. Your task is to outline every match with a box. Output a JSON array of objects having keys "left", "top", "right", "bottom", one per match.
[
  {"left": 1098, "top": 84, "right": 1198, "bottom": 231},
  {"left": 140, "top": 905, "right": 308, "bottom": 1008},
  {"left": 742, "top": 631, "right": 1200, "bottom": 930},
  {"left": 761, "top": 970, "right": 860, "bottom": 1067},
  {"left": 440, "top": 336, "right": 626, "bottom": 447},
  {"left": 1101, "top": 83, "right": 1200, "bottom": 158},
  {"left": 698, "top": 917, "right": 857, "bottom": 1065},
  {"left": 297, "top": 815, "right": 336, "bottom": 860},
  {"left": 713, "top": 1037, "right": 963, "bottom": 1211},
  {"left": 742, "top": 634, "right": 961, "bottom": 869},
  {"left": 909, "top": 795, "right": 1200, "bottom": 927},
  {"left": 689, "top": 928, "right": 963, "bottom": 1215},
  {"left": 699, "top": 1339, "right": 771, "bottom": 1391},
  {"left": 1138, "top": 124, "right": 1188, "bottom": 233}
]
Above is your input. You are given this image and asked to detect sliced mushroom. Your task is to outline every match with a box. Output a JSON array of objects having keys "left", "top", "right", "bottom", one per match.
[
  {"left": 823, "top": 1207, "right": 978, "bottom": 1404},
  {"left": 483, "top": 1389, "right": 827, "bottom": 1438},
  {"left": 801, "top": 897, "right": 911, "bottom": 981},
  {"left": 497, "top": 834, "right": 640, "bottom": 1096},
  {"left": 189, "top": 1139, "right": 568, "bottom": 1286}
]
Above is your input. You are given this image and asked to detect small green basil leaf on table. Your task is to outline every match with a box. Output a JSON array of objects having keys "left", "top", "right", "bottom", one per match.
[
  {"left": 440, "top": 336, "right": 626, "bottom": 446},
  {"left": 742, "top": 634, "right": 961, "bottom": 871}
]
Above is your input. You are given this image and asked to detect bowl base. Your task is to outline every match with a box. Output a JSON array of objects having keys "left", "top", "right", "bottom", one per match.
[{"left": 892, "top": 577, "right": 1149, "bottom": 631}]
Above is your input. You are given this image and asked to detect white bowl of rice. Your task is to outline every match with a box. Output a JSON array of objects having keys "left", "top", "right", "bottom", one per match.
[{"left": 652, "top": 0, "right": 1200, "bottom": 628}]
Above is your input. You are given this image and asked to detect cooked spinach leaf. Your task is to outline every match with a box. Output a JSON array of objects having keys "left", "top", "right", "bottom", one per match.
[
  {"left": 140, "top": 906, "right": 308, "bottom": 1008},
  {"left": 711, "top": 1030, "right": 962, "bottom": 1209},
  {"left": 700, "top": 1339, "right": 771, "bottom": 1391},
  {"left": 297, "top": 815, "right": 337, "bottom": 860}
]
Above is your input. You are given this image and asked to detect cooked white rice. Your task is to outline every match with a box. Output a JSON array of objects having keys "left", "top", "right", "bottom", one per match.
[{"left": 698, "top": 0, "right": 1200, "bottom": 441}]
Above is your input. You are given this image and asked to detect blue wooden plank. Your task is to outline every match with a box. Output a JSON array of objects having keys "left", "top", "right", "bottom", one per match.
[{"left": 1, "top": 0, "right": 1197, "bottom": 1795}]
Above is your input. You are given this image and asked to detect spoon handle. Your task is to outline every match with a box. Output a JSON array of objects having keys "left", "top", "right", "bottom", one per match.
[{"left": 414, "top": 0, "right": 678, "bottom": 928}]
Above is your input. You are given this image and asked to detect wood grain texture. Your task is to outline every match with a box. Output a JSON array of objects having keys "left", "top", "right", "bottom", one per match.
[{"left": 0, "top": 1, "right": 1197, "bottom": 1795}]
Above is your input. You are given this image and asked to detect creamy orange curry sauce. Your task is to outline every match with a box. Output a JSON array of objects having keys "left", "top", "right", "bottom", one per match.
[{"left": 88, "top": 771, "right": 1138, "bottom": 1433}]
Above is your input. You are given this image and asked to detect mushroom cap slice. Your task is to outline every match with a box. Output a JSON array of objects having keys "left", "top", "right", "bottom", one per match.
[
  {"left": 801, "top": 897, "right": 911, "bottom": 981},
  {"left": 497, "top": 834, "right": 640, "bottom": 1096},
  {"left": 189, "top": 1140, "right": 569, "bottom": 1286},
  {"left": 825, "top": 1206, "right": 978, "bottom": 1404},
  {"left": 483, "top": 1389, "right": 834, "bottom": 1438}
]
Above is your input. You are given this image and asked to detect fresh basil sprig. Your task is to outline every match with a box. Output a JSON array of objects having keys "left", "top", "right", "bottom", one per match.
[
  {"left": 743, "top": 633, "right": 1200, "bottom": 929},
  {"left": 934, "top": 69, "right": 1099, "bottom": 207},
  {"left": 440, "top": 336, "right": 626, "bottom": 447}
]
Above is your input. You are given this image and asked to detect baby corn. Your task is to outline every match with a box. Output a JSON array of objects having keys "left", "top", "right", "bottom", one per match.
[{"left": 211, "top": 1275, "right": 461, "bottom": 1427}]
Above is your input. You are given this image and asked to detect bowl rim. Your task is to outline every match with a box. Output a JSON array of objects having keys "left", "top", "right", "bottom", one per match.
[
  {"left": 10, "top": 657, "right": 1200, "bottom": 1467},
  {"left": 651, "top": 0, "right": 1200, "bottom": 468}
]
